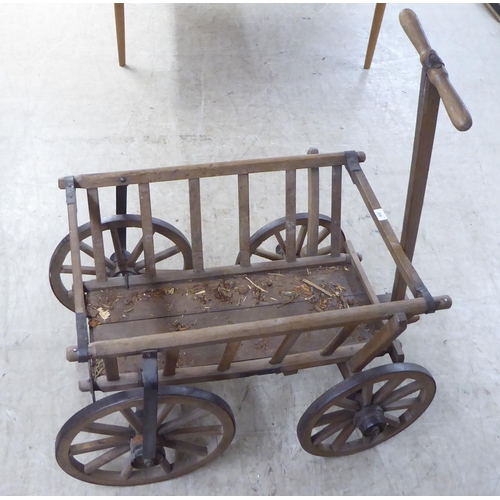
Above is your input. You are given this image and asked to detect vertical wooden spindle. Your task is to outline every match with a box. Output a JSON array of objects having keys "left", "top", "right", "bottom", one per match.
[
  {"left": 87, "top": 188, "right": 108, "bottom": 282},
  {"left": 330, "top": 165, "right": 342, "bottom": 257},
  {"left": 238, "top": 174, "right": 251, "bottom": 267},
  {"left": 285, "top": 170, "right": 297, "bottom": 262},
  {"left": 307, "top": 167, "right": 320, "bottom": 257},
  {"left": 163, "top": 348, "right": 180, "bottom": 377},
  {"left": 138, "top": 183, "right": 156, "bottom": 279},
  {"left": 103, "top": 358, "right": 120, "bottom": 381},
  {"left": 189, "top": 178, "right": 204, "bottom": 272}
]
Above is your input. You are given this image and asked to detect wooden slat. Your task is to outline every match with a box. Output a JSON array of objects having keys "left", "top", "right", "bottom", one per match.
[
  {"left": 345, "top": 241, "right": 379, "bottom": 305},
  {"left": 348, "top": 313, "right": 408, "bottom": 373},
  {"left": 80, "top": 342, "right": 365, "bottom": 392},
  {"left": 87, "top": 188, "right": 107, "bottom": 282},
  {"left": 138, "top": 183, "right": 156, "bottom": 279},
  {"left": 217, "top": 341, "right": 241, "bottom": 371},
  {"left": 238, "top": 174, "right": 251, "bottom": 267},
  {"left": 307, "top": 167, "right": 320, "bottom": 257},
  {"left": 68, "top": 295, "right": 451, "bottom": 361},
  {"left": 330, "top": 165, "right": 342, "bottom": 257},
  {"left": 64, "top": 152, "right": 367, "bottom": 189},
  {"left": 84, "top": 254, "right": 350, "bottom": 292},
  {"left": 270, "top": 333, "right": 301, "bottom": 364},
  {"left": 163, "top": 348, "right": 180, "bottom": 376},
  {"left": 347, "top": 240, "right": 405, "bottom": 363},
  {"left": 103, "top": 358, "right": 120, "bottom": 381},
  {"left": 188, "top": 178, "right": 204, "bottom": 272},
  {"left": 67, "top": 202, "right": 86, "bottom": 314},
  {"left": 285, "top": 170, "right": 297, "bottom": 262},
  {"left": 320, "top": 324, "right": 357, "bottom": 357}
]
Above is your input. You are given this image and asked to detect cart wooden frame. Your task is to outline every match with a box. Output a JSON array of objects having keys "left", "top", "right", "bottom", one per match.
[{"left": 50, "top": 10, "right": 472, "bottom": 486}]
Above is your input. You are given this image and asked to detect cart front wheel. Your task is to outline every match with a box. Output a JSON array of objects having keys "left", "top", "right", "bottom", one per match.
[
  {"left": 297, "top": 363, "right": 435, "bottom": 457},
  {"left": 55, "top": 386, "right": 235, "bottom": 486}
]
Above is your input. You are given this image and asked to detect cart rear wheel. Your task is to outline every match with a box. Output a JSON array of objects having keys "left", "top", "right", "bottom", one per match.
[
  {"left": 235, "top": 213, "right": 345, "bottom": 264},
  {"left": 56, "top": 386, "right": 235, "bottom": 486},
  {"left": 297, "top": 363, "right": 436, "bottom": 457},
  {"left": 49, "top": 214, "right": 193, "bottom": 311}
]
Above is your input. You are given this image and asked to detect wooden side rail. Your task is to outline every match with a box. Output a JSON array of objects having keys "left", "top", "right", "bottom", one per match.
[
  {"left": 58, "top": 152, "right": 366, "bottom": 189},
  {"left": 83, "top": 254, "right": 351, "bottom": 292},
  {"left": 80, "top": 343, "right": 365, "bottom": 392},
  {"left": 67, "top": 294, "right": 451, "bottom": 362},
  {"left": 346, "top": 154, "right": 431, "bottom": 301}
]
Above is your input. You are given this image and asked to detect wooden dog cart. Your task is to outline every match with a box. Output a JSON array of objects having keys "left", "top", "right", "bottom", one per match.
[{"left": 50, "top": 10, "right": 471, "bottom": 486}]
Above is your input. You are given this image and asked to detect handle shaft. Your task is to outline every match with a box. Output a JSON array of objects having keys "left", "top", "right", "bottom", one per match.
[{"left": 399, "top": 9, "right": 472, "bottom": 131}]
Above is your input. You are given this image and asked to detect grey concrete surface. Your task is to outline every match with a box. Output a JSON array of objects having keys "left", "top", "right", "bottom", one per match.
[{"left": 0, "top": 2, "right": 498, "bottom": 495}]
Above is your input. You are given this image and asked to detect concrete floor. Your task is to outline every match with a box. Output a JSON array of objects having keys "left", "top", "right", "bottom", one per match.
[{"left": 1, "top": 2, "right": 499, "bottom": 494}]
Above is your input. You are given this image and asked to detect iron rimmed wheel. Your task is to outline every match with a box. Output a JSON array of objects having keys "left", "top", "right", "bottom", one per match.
[
  {"left": 55, "top": 386, "right": 235, "bottom": 486},
  {"left": 235, "top": 213, "right": 346, "bottom": 264},
  {"left": 297, "top": 363, "right": 436, "bottom": 457},
  {"left": 49, "top": 214, "right": 193, "bottom": 311}
]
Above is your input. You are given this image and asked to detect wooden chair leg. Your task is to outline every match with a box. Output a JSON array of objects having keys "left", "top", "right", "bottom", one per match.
[
  {"left": 364, "top": 3, "right": 386, "bottom": 69},
  {"left": 114, "top": 3, "right": 126, "bottom": 67}
]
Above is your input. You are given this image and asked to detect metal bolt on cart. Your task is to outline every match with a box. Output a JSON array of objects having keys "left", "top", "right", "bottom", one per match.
[{"left": 49, "top": 10, "right": 471, "bottom": 486}]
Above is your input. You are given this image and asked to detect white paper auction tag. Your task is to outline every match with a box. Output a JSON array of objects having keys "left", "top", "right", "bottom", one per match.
[{"left": 374, "top": 208, "right": 388, "bottom": 221}]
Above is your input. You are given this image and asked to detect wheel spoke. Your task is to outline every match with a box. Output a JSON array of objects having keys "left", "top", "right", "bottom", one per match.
[
  {"left": 83, "top": 422, "right": 135, "bottom": 437},
  {"left": 382, "top": 397, "right": 420, "bottom": 412},
  {"left": 163, "top": 439, "right": 208, "bottom": 457},
  {"left": 333, "top": 397, "right": 360, "bottom": 412},
  {"left": 110, "top": 229, "right": 127, "bottom": 267},
  {"left": 254, "top": 248, "right": 284, "bottom": 261},
  {"left": 135, "top": 246, "right": 180, "bottom": 271},
  {"left": 296, "top": 225, "right": 308, "bottom": 254},
  {"left": 70, "top": 436, "right": 130, "bottom": 456},
  {"left": 383, "top": 414, "right": 402, "bottom": 427},
  {"left": 61, "top": 265, "right": 97, "bottom": 276},
  {"left": 120, "top": 461, "right": 133, "bottom": 479},
  {"left": 382, "top": 381, "right": 421, "bottom": 405},
  {"left": 154, "top": 246, "right": 181, "bottom": 264},
  {"left": 160, "top": 456, "right": 172, "bottom": 474},
  {"left": 83, "top": 444, "right": 130, "bottom": 474},
  {"left": 314, "top": 409, "right": 353, "bottom": 428},
  {"left": 318, "top": 227, "right": 330, "bottom": 245},
  {"left": 120, "top": 408, "right": 143, "bottom": 434},
  {"left": 125, "top": 238, "right": 144, "bottom": 267},
  {"left": 317, "top": 246, "right": 332, "bottom": 256},
  {"left": 158, "top": 408, "right": 206, "bottom": 435},
  {"left": 330, "top": 422, "right": 357, "bottom": 452},
  {"left": 312, "top": 418, "right": 353, "bottom": 445},
  {"left": 80, "top": 241, "right": 116, "bottom": 270},
  {"left": 165, "top": 425, "right": 223, "bottom": 439},
  {"left": 361, "top": 383, "right": 373, "bottom": 407},
  {"left": 157, "top": 403, "right": 176, "bottom": 427},
  {"left": 372, "top": 377, "right": 405, "bottom": 405},
  {"left": 274, "top": 232, "right": 286, "bottom": 254}
]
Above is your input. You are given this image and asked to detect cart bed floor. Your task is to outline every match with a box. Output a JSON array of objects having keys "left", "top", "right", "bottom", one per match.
[{"left": 87, "top": 262, "right": 377, "bottom": 375}]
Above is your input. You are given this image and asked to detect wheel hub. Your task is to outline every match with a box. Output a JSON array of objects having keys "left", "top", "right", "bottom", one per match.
[
  {"left": 353, "top": 405, "right": 386, "bottom": 437},
  {"left": 110, "top": 250, "right": 138, "bottom": 277},
  {"left": 129, "top": 435, "right": 165, "bottom": 469}
]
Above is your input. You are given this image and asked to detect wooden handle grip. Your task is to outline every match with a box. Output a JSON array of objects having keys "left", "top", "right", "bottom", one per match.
[{"left": 399, "top": 9, "right": 472, "bottom": 131}]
